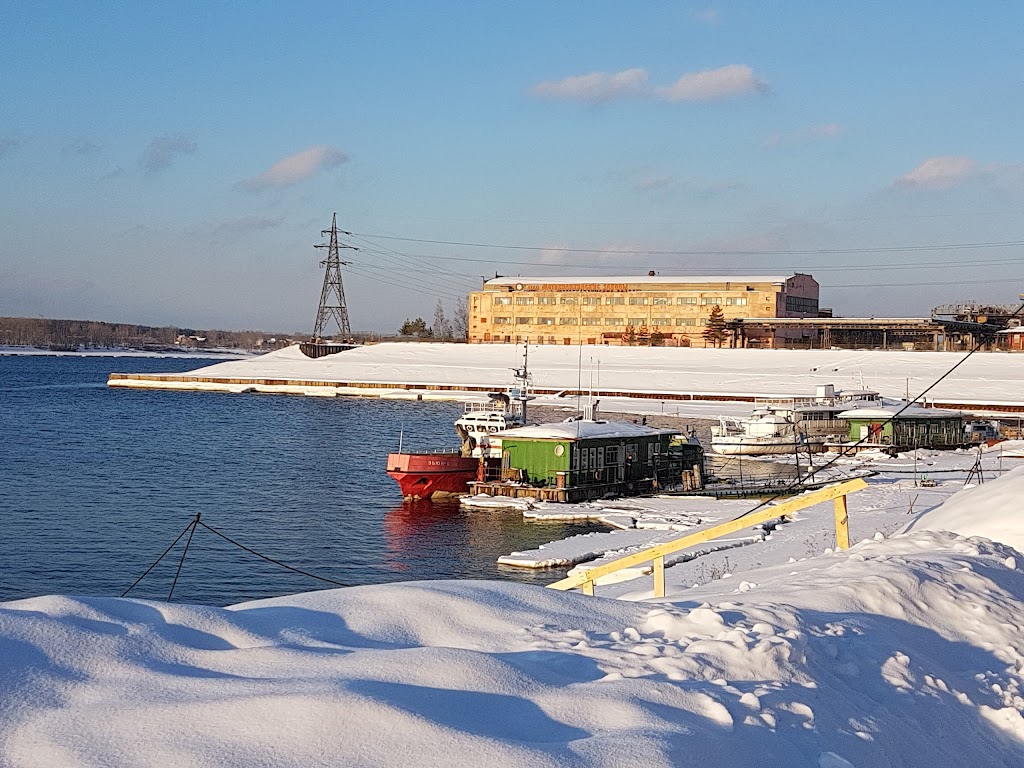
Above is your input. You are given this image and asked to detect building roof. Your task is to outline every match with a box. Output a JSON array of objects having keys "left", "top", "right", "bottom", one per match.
[
  {"left": 483, "top": 275, "right": 796, "bottom": 288},
  {"left": 498, "top": 419, "right": 678, "bottom": 441}
]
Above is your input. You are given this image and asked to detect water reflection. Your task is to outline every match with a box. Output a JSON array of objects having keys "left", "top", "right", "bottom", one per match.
[{"left": 383, "top": 500, "right": 605, "bottom": 585}]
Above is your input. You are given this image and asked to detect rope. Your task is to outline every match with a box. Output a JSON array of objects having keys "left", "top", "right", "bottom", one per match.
[
  {"left": 121, "top": 517, "right": 198, "bottom": 597},
  {"left": 167, "top": 514, "right": 199, "bottom": 602},
  {"left": 122, "top": 515, "right": 352, "bottom": 600},
  {"left": 730, "top": 300, "right": 1024, "bottom": 522},
  {"left": 196, "top": 520, "right": 351, "bottom": 588}
]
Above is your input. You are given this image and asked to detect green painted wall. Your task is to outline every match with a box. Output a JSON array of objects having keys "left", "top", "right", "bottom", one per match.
[
  {"left": 844, "top": 416, "right": 963, "bottom": 446},
  {"left": 502, "top": 433, "right": 674, "bottom": 486}
]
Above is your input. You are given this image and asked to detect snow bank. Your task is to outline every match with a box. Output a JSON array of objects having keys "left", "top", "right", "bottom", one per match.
[
  {"left": 3, "top": 532, "right": 1024, "bottom": 766},
  {"left": 905, "top": 464, "right": 1024, "bottom": 554}
]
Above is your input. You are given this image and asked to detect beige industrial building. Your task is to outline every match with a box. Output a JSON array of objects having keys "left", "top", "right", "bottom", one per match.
[{"left": 468, "top": 274, "right": 820, "bottom": 347}]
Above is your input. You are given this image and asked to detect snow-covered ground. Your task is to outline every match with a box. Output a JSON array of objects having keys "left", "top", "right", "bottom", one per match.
[
  {"left": 6, "top": 343, "right": 1024, "bottom": 764},
  {"left": 4, "top": 451, "right": 1024, "bottom": 765},
  {"left": 110, "top": 342, "right": 1024, "bottom": 409}
]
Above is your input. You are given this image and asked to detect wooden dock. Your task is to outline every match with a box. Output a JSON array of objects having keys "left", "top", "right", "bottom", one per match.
[{"left": 467, "top": 479, "right": 657, "bottom": 503}]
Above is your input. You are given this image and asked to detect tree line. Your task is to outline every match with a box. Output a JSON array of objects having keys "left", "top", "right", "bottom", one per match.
[
  {"left": 399, "top": 298, "right": 468, "bottom": 341},
  {"left": 0, "top": 317, "right": 286, "bottom": 350}
]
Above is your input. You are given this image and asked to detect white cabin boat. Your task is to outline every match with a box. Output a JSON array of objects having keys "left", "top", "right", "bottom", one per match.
[{"left": 710, "top": 384, "right": 884, "bottom": 456}]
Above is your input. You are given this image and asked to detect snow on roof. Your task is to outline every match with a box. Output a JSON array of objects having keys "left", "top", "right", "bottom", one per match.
[
  {"left": 837, "top": 404, "right": 963, "bottom": 419},
  {"left": 483, "top": 275, "right": 794, "bottom": 287},
  {"left": 498, "top": 419, "right": 678, "bottom": 441}
]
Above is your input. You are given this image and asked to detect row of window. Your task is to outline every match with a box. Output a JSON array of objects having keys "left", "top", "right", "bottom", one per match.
[
  {"left": 786, "top": 296, "right": 819, "bottom": 313},
  {"left": 492, "top": 317, "right": 708, "bottom": 327},
  {"left": 494, "top": 295, "right": 748, "bottom": 306}
]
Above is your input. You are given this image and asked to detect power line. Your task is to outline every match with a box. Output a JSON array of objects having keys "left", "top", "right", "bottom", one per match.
[{"left": 354, "top": 232, "right": 1024, "bottom": 257}]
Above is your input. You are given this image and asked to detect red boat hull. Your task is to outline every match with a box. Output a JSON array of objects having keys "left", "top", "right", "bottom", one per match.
[{"left": 386, "top": 452, "right": 479, "bottom": 499}]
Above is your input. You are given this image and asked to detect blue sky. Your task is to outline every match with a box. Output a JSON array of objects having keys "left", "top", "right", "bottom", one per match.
[{"left": 2, "top": 1, "right": 1023, "bottom": 333}]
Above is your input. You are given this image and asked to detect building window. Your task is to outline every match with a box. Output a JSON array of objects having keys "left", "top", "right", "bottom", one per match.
[
  {"left": 652, "top": 297, "right": 670, "bottom": 305},
  {"left": 494, "top": 296, "right": 512, "bottom": 305},
  {"left": 701, "top": 297, "right": 722, "bottom": 305},
  {"left": 515, "top": 317, "right": 532, "bottom": 324},
  {"left": 677, "top": 297, "right": 697, "bottom": 305},
  {"left": 538, "top": 296, "right": 557, "bottom": 305},
  {"left": 538, "top": 317, "right": 555, "bottom": 325},
  {"left": 652, "top": 318, "right": 671, "bottom": 326},
  {"left": 493, "top": 317, "right": 512, "bottom": 325},
  {"left": 605, "top": 297, "right": 625, "bottom": 305},
  {"left": 605, "top": 446, "right": 619, "bottom": 465},
  {"left": 560, "top": 296, "right": 578, "bottom": 305},
  {"left": 581, "top": 318, "right": 601, "bottom": 325},
  {"left": 786, "top": 296, "right": 819, "bottom": 313},
  {"left": 605, "top": 317, "right": 624, "bottom": 325},
  {"left": 581, "top": 297, "right": 601, "bottom": 305},
  {"left": 558, "top": 317, "right": 578, "bottom": 325},
  {"left": 726, "top": 297, "right": 748, "bottom": 306},
  {"left": 628, "top": 317, "right": 646, "bottom": 326},
  {"left": 628, "top": 297, "right": 648, "bottom": 305},
  {"left": 515, "top": 296, "right": 534, "bottom": 305},
  {"left": 675, "top": 318, "right": 696, "bottom": 326}
]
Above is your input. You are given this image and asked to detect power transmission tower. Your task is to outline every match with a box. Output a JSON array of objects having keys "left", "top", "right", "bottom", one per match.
[{"left": 311, "top": 213, "right": 356, "bottom": 341}]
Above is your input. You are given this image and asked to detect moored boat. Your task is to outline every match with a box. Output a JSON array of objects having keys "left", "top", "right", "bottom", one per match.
[
  {"left": 711, "top": 384, "right": 884, "bottom": 456},
  {"left": 385, "top": 451, "right": 481, "bottom": 499},
  {"left": 386, "top": 347, "right": 534, "bottom": 499}
]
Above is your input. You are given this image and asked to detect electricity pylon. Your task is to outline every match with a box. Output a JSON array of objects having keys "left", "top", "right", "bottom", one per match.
[{"left": 311, "top": 213, "right": 356, "bottom": 340}]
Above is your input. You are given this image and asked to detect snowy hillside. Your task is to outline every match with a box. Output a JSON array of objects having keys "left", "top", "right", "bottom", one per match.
[{"left": 4, "top": 468, "right": 1024, "bottom": 766}]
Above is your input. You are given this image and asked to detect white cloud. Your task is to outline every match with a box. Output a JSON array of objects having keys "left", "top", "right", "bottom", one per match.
[
  {"left": 531, "top": 69, "right": 649, "bottom": 105},
  {"left": 633, "top": 174, "right": 676, "bottom": 193},
  {"left": 240, "top": 145, "right": 349, "bottom": 191},
  {"left": 692, "top": 8, "right": 719, "bottom": 25},
  {"left": 531, "top": 65, "right": 767, "bottom": 105},
  {"left": 895, "top": 156, "right": 976, "bottom": 189},
  {"left": 764, "top": 122, "right": 843, "bottom": 147},
  {"left": 142, "top": 135, "right": 197, "bottom": 172},
  {"left": 654, "top": 64, "right": 768, "bottom": 102}
]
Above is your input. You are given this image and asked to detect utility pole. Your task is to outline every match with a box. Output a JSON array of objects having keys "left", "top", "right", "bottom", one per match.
[{"left": 311, "top": 213, "right": 355, "bottom": 341}]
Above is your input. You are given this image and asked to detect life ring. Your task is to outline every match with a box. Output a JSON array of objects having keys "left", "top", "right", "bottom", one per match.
[{"left": 594, "top": 470, "right": 601, "bottom": 481}]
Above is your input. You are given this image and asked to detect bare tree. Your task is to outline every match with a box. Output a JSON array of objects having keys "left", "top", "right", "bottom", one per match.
[
  {"left": 432, "top": 300, "right": 452, "bottom": 340},
  {"left": 452, "top": 297, "right": 468, "bottom": 341}
]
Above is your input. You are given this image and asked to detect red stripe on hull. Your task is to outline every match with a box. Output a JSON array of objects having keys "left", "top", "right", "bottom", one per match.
[{"left": 386, "top": 452, "right": 479, "bottom": 499}]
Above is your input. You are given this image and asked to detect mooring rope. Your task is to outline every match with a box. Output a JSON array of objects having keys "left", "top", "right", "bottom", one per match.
[
  {"left": 195, "top": 519, "right": 351, "bottom": 588},
  {"left": 167, "top": 513, "right": 200, "bottom": 602},
  {"left": 122, "top": 514, "right": 351, "bottom": 600},
  {"left": 121, "top": 516, "right": 198, "bottom": 598}
]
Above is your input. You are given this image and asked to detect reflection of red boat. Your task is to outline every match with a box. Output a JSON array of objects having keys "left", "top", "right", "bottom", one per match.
[{"left": 386, "top": 452, "right": 480, "bottom": 499}]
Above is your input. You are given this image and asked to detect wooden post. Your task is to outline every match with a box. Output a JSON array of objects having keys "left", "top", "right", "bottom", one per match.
[
  {"left": 653, "top": 556, "right": 665, "bottom": 598},
  {"left": 582, "top": 581, "right": 594, "bottom": 596},
  {"left": 834, "top": 493, "right": 850, "bottom": 550}
]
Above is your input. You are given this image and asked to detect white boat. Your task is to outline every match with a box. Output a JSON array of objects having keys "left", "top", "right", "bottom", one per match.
[
  {"left": 454, "top": 351, "right": 534, "bottom": 458},
  {"left": 711, "top": 384, "right": 884, "bottom": 456},
  {"left": 711, "top": 410, "right": 807, "bottom": 455}
]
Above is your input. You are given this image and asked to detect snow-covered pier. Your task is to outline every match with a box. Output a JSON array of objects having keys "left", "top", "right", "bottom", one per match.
[{"left": 107, "top": 342, "right": 1024, "bottom": 413}]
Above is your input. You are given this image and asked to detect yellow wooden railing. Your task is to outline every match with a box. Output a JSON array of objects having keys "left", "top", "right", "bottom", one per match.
[{"left": 547, "top": 478, "right": 868, "bottom": 597}]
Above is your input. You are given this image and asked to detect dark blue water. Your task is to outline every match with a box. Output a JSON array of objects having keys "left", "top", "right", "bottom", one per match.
[{"left": 0, "top": 355, "right": 600, "bottom": 605}]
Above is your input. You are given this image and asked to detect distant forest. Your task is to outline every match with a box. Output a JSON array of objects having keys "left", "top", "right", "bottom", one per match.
[{"left": 0, "top": 317, "right": 296, "bottom": 351}]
